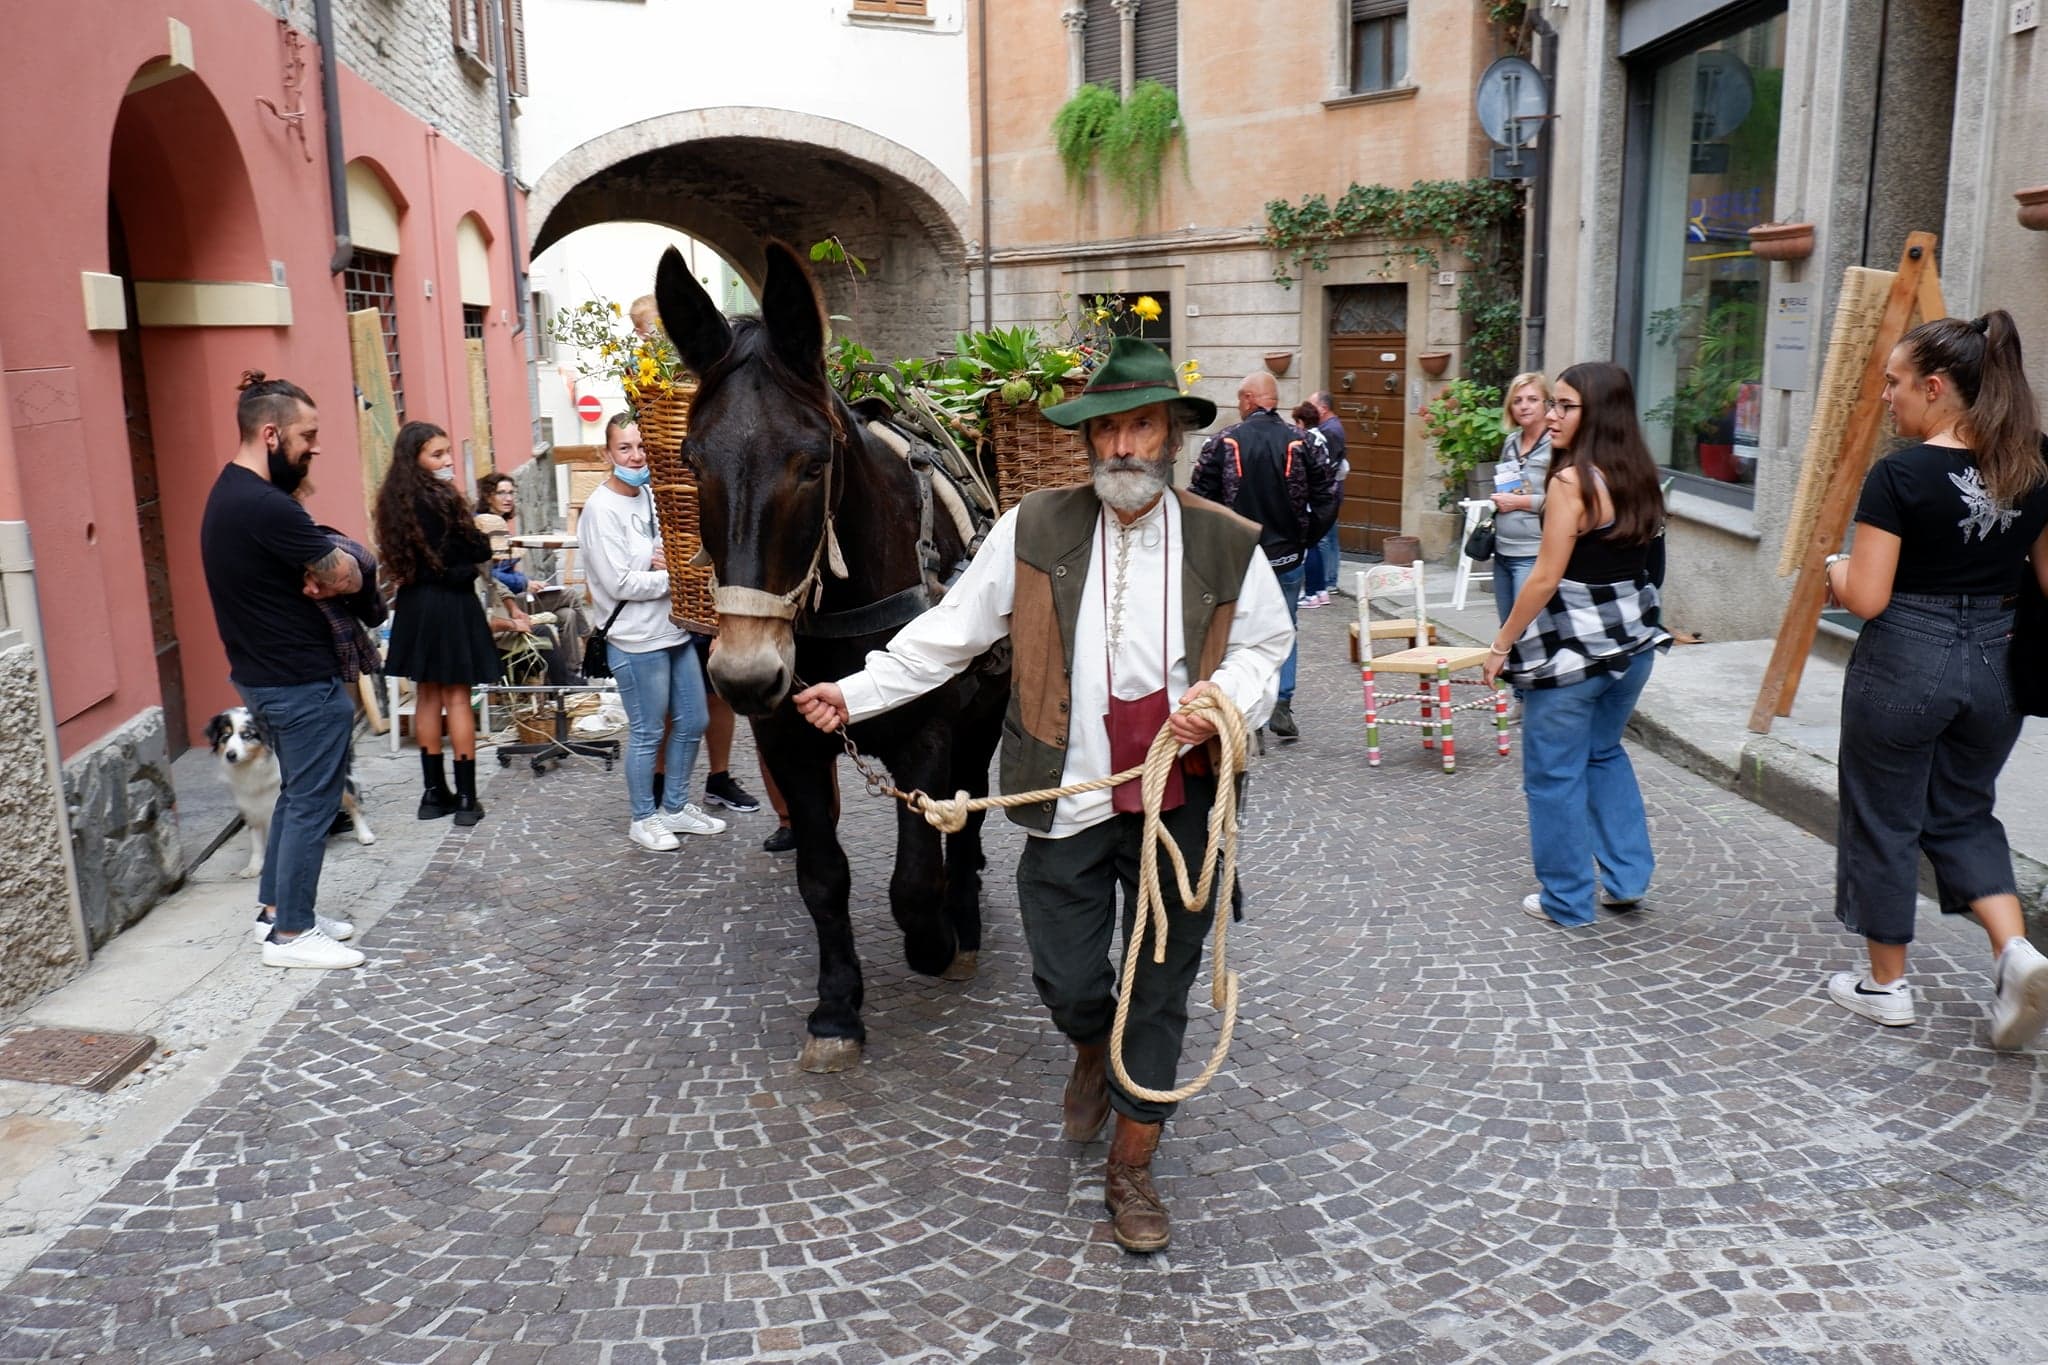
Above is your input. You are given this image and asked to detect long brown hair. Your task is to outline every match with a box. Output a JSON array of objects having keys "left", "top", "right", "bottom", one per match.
[
  {"left": 1899, "top": 309, "right": 2046, "bottom": 506},
  {"left": 373, "top": 421, "right": 460, "bottom": 586},
  {"left": 474, "top": 470, "right": 515, "bottom": 515},
  {"left": 1547, "top": 362, "right": 1663, "bottom": 546}
]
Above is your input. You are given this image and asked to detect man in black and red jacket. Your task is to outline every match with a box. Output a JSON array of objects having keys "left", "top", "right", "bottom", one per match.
[{"left": 1190, "top": 371, "right": 1340, "bottom": 739}]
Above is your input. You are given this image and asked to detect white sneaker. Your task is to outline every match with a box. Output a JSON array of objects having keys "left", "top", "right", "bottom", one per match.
[
  {"left": 260, "top": 927, "right": 365, "bottom": 970},
  {"left": 1521, "top": 894, "right": 1553, "bottom": 923},
  {"left": 1989, "top": 938, "right": 2048, "bottom": 1050},
  {"left": 660, "top": 803, "right": 728, "bottom": 836},
  {"left": 1827, "top": 971, "right": 1914, "bottom": 1027},
  {"left": 252, "top": 913, "right": 355, "bottom": 944},
  {"left": 630, "top": 818, "right": 680, "bottom": 852}
]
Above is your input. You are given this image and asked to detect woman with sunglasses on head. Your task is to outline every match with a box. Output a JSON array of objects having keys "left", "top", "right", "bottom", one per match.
[
  {"left": 1482, "top": 363, "right": 1671, "bottom": 927},
  {"left": 1821, "top": 310, "right": 2048, "bottom": 1047}
]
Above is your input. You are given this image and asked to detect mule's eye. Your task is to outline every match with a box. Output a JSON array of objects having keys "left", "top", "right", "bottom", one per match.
[{"left": 802, "top": 459, "right": 826, "bottom": 482}]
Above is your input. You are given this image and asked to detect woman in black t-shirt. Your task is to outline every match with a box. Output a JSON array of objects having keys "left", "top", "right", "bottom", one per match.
[
  {"left": 376, "top": 421, "right": 502, "bottom": 827},
  {"left": 1823, "top": 309, "right": 2048, "bottom": 1048}
]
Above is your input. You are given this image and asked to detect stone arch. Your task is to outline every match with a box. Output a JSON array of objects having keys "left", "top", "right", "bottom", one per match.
[
  {"left": 529, "top": 108, "right": 971, "bottom": 357},
  {"left": 109, "top": 67, "right": 268, "bottom": 281}
]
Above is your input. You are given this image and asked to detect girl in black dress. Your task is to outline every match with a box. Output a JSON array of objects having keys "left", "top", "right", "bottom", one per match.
[{"left": 376, "top": 421, "right": 501, "bottom": 825}]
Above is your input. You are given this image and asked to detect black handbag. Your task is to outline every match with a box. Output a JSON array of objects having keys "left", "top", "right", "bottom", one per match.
[
  {"left": 578, "top": 601, "right": 628, "bottom": 680},
  {"left": 1463, "top": 516, "right": 1497, "bottom": 563},
  {"left": 2012, "top": 570, "right": 2048, "bottom": 718}
]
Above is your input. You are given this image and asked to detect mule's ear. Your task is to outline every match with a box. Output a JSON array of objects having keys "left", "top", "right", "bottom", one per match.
[
  {"left": 760, "top": 240, "right": 828, "bottom": 382},
  {"left": 655, "top": 247, "right": 733, "bottom": 379}
]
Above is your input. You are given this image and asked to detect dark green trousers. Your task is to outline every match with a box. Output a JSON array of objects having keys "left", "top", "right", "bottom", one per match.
[{"left": 1015, "top": 775, "right": 1219, "bottom": 1126}]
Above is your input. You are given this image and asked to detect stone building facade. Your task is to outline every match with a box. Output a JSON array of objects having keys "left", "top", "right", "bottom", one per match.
[
  {"left": 971, "top": 0, "right": 1503, "bottom": 555},
  {"left": 1535, "top": 0, "right": 2048, "bottom": 643},
  {"left": 0, "top": 0, "right": 535, "bottom": 982}
]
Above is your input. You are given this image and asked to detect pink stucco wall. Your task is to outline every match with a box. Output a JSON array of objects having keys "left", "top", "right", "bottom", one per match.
[{"left": 0, "top": 0, "right": 532, "bottom": 755}]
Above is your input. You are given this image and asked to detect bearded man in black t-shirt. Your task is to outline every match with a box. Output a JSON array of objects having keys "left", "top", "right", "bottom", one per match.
[{"left": 199, "top": 373, "right": 375, "bottom": 970}]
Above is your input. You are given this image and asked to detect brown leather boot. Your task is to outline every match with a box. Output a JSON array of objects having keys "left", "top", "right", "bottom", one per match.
[
  {"left": 1062, "top": 1042, "right": 1110, "bottom": 1141},
  {"left": 1104, "top": 1115, "right": 1169, "bottom": 1253}
]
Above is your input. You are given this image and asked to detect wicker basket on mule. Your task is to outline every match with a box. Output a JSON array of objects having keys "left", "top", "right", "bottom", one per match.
[
  {"left": 636, "top": 381, "right": 719, "bottom": 635},
  {"left": 984, "top": 376, "right": 1089, "bottom": 511}
]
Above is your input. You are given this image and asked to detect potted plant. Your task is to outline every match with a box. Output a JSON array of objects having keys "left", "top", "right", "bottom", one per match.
[
  {"left": 1052, "top": 83, "right": 1120, "bottom": 200},
  {"left": 1417, "top": 351, "right": 1452, "bottom": 377},
  {"left": 1420, "top": 378, "right": 1507, "bottom": 510},
  {"left": 1747, "top": 221, "right": 1815, "bottom": 261},
  {"left": 2015, "top": 186, "right": 2048, "bottom": 232}
]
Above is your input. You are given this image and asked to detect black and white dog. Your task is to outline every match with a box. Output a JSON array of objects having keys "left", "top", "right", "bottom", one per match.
[{"left": 204, "top": 707, "right": 375, "bottom": 878}]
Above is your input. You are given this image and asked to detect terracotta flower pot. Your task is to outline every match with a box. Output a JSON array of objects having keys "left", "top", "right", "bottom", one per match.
[
  {"left": 1747, "top": 221, "right": 1815, "bottom": 261},
  {"left": 2015, "top": 186, "right": 2048, "bottom": 232},
  {"left": 1263, "top": 351, "right": 1292, "bottom": 377},
  {"left": 1417, "top": 352, "right": 1451, "bottom": 377}
]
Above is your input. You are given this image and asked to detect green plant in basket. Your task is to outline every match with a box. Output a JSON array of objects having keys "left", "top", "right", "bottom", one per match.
[
  {"left": 1421, "top": 378, "right": 1507, "bottom": 510},
  {"left": 545, "top": 296, "right": 689, "bottom": 407}
]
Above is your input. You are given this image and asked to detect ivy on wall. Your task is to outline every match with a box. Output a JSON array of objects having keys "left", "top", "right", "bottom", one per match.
[{"left": 1262, "top": 178, "right": 1525, "bottom": 391}]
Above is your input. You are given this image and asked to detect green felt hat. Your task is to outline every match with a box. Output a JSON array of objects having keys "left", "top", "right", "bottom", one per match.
[{"left": 1040, "top": 336, "right": 1217, "bottom": 430}]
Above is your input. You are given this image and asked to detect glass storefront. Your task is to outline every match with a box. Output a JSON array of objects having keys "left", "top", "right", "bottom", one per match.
[{"left": 1628, "top": 6, "right": 1787, "bottom": 496}]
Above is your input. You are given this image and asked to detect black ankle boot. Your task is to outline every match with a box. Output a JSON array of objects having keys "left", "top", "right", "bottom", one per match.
[
  {"left": 452, "top": 757, "right": 485, "bottom": 826},
  {"left": 418, "top": 751, "right": 456, "bottom": 820}
]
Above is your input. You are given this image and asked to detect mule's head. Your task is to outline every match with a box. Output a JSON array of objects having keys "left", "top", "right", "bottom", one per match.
[{"left": 656, "top": 240, "right": 840, "bottom": 716}]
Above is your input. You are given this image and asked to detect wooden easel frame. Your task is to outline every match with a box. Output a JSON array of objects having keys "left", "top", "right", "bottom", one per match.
[{"left": 1747, "top": 232, "right": 1946, "bottom": 733}]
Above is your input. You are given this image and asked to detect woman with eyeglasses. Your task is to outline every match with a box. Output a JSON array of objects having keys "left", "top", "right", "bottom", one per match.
[
  {"left": 1482, "top": 363, "right": 1671, "bottom": 927},
  {"left": 1820, "top": 310, "right": 2048, "bottom": 1047}
]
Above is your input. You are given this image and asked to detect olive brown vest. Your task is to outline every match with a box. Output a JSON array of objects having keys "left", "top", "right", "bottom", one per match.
[{"left": 1000, "top": 485, "right": 1264, "bottom": 832}]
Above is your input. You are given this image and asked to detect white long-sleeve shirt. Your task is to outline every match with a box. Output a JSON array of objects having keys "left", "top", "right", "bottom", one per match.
[
  {"left": 577, "top": 483, "right": 690, "bottom": 652},
  {"left": 836, "top": 494, "right": 1294, "bottom": 837}
]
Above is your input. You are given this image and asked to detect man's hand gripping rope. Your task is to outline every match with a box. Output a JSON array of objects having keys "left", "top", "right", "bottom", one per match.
[{"left": 793, "top": 682, "right": 1249, "bottom": 1105}]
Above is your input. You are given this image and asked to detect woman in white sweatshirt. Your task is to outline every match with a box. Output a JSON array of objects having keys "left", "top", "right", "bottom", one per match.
[{"left": 576, "top": 413, "right": 727, "bottom": 851}]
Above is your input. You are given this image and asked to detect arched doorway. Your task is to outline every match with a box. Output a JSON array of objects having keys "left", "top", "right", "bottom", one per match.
[
  {"left": 530, "top": 108, "right": 970, "bottom": 360},
  {"left": 108, "top": 63, "right": 271, "bottom": 752}
]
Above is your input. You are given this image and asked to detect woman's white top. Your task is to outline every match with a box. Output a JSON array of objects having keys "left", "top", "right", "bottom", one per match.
[{"left": 576, "top": 483, "right": 690, "bottom": 653}]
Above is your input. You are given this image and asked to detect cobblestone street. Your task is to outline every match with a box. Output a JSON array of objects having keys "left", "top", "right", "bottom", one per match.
[{"left": 4, "top": 608, "right": 2047, "bottom": 1364}]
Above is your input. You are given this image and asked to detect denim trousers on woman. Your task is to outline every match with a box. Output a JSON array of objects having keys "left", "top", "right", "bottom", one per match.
[
  {"left": 1836, "top": 593, "right": 2021, "bottom": 945},
  {"left": 1304, "top": 522, "right": 1343, "bottom": 597},
  {"left": 608, "top": 638, "right": 709, "bottom": 821},
  {"left": 237, "top": 677, "right": 354, "bottom": 934},
  {"left": 1520, "top": 649, "right": 1657, "bottom": 925}
]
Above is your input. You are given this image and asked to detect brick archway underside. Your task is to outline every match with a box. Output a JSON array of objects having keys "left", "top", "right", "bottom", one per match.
[{"left": 531, "top": 110, "right": 970, "bottom": 357}]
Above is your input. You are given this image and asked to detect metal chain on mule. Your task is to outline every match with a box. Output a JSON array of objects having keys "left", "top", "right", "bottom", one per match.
[{"left": 823, "top": 687, "right": 1249, "bottom": 1106}]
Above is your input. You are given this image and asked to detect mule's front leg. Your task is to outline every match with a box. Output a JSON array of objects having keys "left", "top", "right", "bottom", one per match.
[{"left": 761, "top": 723, "right": 864, "bottom": 1073}]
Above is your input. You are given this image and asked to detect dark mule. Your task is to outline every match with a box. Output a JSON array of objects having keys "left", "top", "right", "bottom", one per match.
[{"left": 655, "top": 241, "right": 1010, "bottom": 1073}]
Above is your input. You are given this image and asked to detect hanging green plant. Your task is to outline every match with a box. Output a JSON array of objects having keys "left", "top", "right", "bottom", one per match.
[
  {"left": 1052, "top": 83, "right": 1120, "bottom": 198},
  {"left": 1102, "top": 80, "right": 1181, "bottom": 220}
]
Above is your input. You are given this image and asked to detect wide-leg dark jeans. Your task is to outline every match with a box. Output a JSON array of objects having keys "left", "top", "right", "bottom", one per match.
[
  {"left": 1837, "top": 593, "right": 2022, "bottom": 945},
  {"left": 1015, "top": 776, "right": 1220, "bottom": 1126}
]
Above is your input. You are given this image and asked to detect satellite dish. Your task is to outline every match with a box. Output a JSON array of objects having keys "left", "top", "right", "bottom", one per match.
[{"left": 1475, "top": 56, "right": 1548, "bottom": 149}]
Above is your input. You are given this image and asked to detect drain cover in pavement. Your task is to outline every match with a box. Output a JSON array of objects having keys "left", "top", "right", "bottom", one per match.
[{"left": 0, "top": 1028, "right": 157, "bottom": 1092}]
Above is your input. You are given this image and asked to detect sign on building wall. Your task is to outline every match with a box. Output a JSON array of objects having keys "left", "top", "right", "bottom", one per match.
[{"left": 1767, "top": 286, "right": 1811, "bottom": 392}]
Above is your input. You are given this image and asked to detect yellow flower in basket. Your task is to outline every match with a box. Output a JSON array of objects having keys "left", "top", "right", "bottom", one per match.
[
  {"left": 1179, "top": 358, "right": 1202, "bottom": 392},
  {"left": 1133, "top": 295, "right": 1163, "bottom": 323}
]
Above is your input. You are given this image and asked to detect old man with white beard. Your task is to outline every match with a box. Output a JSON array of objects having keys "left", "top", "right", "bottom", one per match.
[{"left": 793, "top": 337, "right": 1293, "bottom": 1254}]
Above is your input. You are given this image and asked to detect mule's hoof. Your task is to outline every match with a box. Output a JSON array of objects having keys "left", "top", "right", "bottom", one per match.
[
  {"left": 798, "top": 1036, "right": 862, "bottom": 1074},
  {"left": 904, "top": 935, "right": 958, "bottom": 978},
  {"left": 940, "top": 950, "right": 979, "bottom": 982}
]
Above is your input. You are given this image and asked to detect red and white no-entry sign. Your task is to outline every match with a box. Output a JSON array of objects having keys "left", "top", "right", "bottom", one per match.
[{"left": 576, "top": 394, "right": 603, "bottom": 424}]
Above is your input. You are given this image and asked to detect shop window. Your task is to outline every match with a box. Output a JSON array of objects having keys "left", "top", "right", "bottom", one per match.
[
  {"left": 344, "top": 249, "right": 405, "bottom": 423},
  {"left": 1349, "top": 0, "right": 1408, "bottom": 95},
  {"left": 1625, "top": 5, "right": 1786, "bottom": 498}
]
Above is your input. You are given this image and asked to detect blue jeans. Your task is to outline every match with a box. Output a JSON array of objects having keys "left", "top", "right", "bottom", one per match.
[
  {"left": 1276, "top": 565, "right": 1305, "bottom": 702},
  {"left": 1519, "top": 649, "right": 1656, "bottom": 925},
  {"left": 1304, "top": 524, "right": 1342, "bottom": 597},
  {"left": 1491, "top": 554, "right": 1536, "bottom": 626},
  {"left": 237, "top": 677, "right": 354, "bottom": 935},
  {"left": 609, "top": 638, "right": 709, "bottom": 821}
]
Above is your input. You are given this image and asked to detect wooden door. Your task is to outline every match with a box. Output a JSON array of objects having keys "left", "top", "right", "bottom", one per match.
[
  {"left": 113, "top": 205, "right": 188, "bottom": 755},
  {"left": 1326, "top": 285, "right": 1408, "bottom": 555}
]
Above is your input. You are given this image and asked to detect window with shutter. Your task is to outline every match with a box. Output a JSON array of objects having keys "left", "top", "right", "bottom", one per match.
[
  {"left": 452, "top": 0, "right": 492, "bottom": 68},
  {"left": 501, "top": 0, "right": 528, "bottom": 94},
  {"left": 1349, "top": 0, "right": 1408, "bottom": 95},
  {"left": 851, "top": 0, "right": 928, "bottom": 13},
  {"left": 344, "top": 250, "right": 406, "bottom": 424},
  {"left": 1082, "top": 0, "right": 1120, "bottom": 89},
  {"left": 1132, "top": 0, "right": 1176, "bottom": 90}
]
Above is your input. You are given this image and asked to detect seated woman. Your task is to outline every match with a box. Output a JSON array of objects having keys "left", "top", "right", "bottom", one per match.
[{"left": 476, "top": 471, "right": 589, "bottom": 676}]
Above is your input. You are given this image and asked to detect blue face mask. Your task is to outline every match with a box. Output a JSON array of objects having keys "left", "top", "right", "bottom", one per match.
[{"left": 614, "top": 463, "right": 652, "bottom": 488}]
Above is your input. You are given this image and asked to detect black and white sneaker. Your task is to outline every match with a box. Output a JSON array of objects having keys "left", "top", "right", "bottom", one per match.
[
  {"left": 1826, "top": 971, "right": 1914, "bottom": 1027},
  {"left": 703, "top": 771, "right": 763, "bottom": 813}
]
